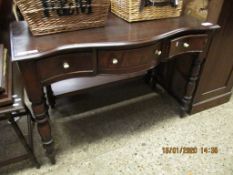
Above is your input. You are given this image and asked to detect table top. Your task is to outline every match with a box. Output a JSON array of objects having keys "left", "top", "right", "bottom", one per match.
[{"left": 10, "top": 13, "right": 219, "bottom": 62}]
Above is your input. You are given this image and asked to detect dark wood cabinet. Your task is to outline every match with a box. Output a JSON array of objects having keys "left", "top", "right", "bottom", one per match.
[{"left": 191, "top": 0, "right": 233, "bottom": 113}]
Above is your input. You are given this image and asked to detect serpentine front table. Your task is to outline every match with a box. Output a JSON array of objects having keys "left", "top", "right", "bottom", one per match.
[{"left": 10, "top": 14, "right": 219, "bottom": 163}]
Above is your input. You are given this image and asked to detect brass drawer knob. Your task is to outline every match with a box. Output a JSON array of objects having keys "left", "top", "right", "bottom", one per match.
[
  {"left": 154, "top": 50, "right": 162, "bottom": 56},
  {"left": 183, "top": 42, "right": 190, "bottom": 48},
  {"left": 112, "top": 58, "right": 119, "bottom": 65},
  {"left": 63, "top": 62, "right": 70, "bottom": 69}
]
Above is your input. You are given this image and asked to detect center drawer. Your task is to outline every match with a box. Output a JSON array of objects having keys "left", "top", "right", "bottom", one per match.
[
  {"left": 37, "top": 52, "right": 95, "bottom": 84},
  {"left": 98, "top": 44, "right": 162, "bottom": 74}
]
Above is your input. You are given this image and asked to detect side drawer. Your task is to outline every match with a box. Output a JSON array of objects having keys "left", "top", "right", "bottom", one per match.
[
  {"left": 98, "top": 44, "right": 162, "bottom": 74},
  {"left": 169, "top": 34, "right": 208, "bottom": 58},
  {"left": 37, "top": 52, "right": 95, "bottom": 84}
]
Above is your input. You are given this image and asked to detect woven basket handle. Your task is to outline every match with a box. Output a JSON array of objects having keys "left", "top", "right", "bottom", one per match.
[{"left": 140, "top": 0, "right": 179, "bottom": 11}]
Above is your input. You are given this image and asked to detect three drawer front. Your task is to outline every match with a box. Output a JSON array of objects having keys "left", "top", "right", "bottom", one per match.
[
  {"left": 98, "top": 44, "right": 162, "bottom": 74},
  {"left": 169, "top": 34, "right": 208, "bottom": 58},
  {"left": 37, "top": 52, "right": 95, "bottom": 84}
]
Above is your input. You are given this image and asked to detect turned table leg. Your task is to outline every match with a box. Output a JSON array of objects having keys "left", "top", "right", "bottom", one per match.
[
  {"left": 181, "top": 56, "right": 203, "bottom": 117},
  {"left": 32, "top": 100, "right": 55, "bottom": 164},
  {"left": 145, "top": 68, "right": 158, "bottom": 90},
  {"left": 18, "top": 61, "right": 56, "bottom": 164}
]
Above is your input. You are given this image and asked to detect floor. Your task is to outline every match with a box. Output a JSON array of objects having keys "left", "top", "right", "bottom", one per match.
[{"left": 0, "top": 78, "right": 233, "bottom": 175}]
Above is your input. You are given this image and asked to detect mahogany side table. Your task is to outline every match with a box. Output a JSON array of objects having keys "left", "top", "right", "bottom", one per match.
[{"left": 10, "top": 14, "right": 219, "bottom": 163}]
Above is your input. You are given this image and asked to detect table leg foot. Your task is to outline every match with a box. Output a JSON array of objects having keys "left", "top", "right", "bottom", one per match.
[
  {"left": 49, "top": 156, "right": 56, "bottom": 165},
  {"left": 180, "top": 107, "right": 188, "bottom": 118},
  {"left": 34, "top": 161, "right": 41, "bottom": 169},
  {"left": 43, "top": 141, "right": 56, "bottom": 164}
]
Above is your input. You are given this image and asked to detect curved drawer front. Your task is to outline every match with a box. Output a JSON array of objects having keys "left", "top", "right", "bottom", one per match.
[
  {"left": 169, "top": 34, "right": 208, "bottom": 58},
  {"left": 37, "top": 52, "right": 95, "bottom": 84},
  {"left": 98, "top": 44, "right": 162, "bottom": 74}
]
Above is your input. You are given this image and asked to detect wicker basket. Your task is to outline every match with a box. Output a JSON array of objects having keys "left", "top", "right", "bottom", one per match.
[
  {"left": 111, "top": 0, "right": 183, "bottom": 22},
  {"left": 15, "top": 0, "right": 110, "bottom": 36}
]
